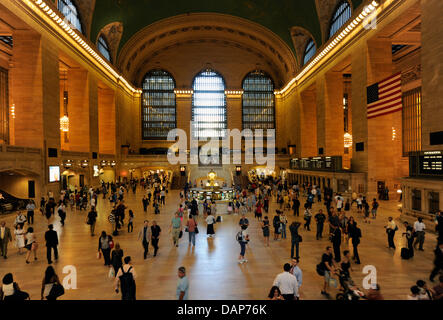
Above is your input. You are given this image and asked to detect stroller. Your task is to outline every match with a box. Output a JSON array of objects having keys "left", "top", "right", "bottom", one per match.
[{"left": 335, "top": 270, "right": 367, "bottom": 300}]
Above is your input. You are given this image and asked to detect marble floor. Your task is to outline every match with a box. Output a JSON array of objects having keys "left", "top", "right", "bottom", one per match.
[{"left": 0, "top": 188, "right": 438, "bottom": 300}]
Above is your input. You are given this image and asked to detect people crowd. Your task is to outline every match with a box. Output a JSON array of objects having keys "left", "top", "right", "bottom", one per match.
[{"left": 0, "top": 170, "right": 442, "bottom": 301}]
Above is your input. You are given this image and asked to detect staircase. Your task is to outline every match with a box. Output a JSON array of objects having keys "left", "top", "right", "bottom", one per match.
[
  {"left": 171, "top": 174, "right": 187, "bottom": 190},
  {"left": 233, "top": 175, "right": 249, "bottom": 189},
  {"left": 0, "top": 189, "right": 32, "bottom": 214}
]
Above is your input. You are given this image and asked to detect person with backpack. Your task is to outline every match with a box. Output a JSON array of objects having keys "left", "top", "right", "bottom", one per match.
[
  {"left": 115, "top": 256, "right": 136, "bottom": 300},
  {"left": 0, "top": 273, "right": 29, "bottom": 300},
  {"left": 237, "top": 225, "right": 250, "bottom": 264}
]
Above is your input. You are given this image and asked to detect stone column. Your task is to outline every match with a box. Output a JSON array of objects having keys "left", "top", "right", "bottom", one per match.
[
  {"left": 421, "top": 0, "right": 443, "bottom": 151},
  {"left": 67, "top": 69, "right": 89, "bottom": 152}
]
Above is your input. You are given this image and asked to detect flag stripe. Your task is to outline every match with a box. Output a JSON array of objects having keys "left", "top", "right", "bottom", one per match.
[
  {"left": 367, "top": 106, "right": 403, "bottom": 119},
  {"left": 367, "top": 73, "right": 402, "bottom": 120},
  {"left": 368, "top": 96, "right": 401, "bottom": 112}
]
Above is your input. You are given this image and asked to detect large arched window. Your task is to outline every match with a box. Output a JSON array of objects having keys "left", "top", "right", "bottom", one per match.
[
  {"left": 328, "top": 1, "right": 352, "bottom": 39},
  {"left": 58, "top": 0, "right": 83, "bottom": 33},
  {"left": 192, "top": 70, "right": 226, "bottom": 139},
  {"left": 242, "top": 71, "right": 275, "bottom": 131},
  {"left": 97, "top": 35, "right": 111, "bottom": 62},
  {"left": 141, "top": 70, "right": 176, "bottom": 140},
  {"left": 303, "top": 39, "right": 316, "bottom": 65}
]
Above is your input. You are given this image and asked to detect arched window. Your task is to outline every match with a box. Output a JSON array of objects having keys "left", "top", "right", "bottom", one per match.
[
  {"left": 141, "top": 70, "right": 176, "bottom": 140},
  {"left": 58, "top": 0, "right": 83, "bottom": 33},
  {"left": 303, "top": 39, "right": 316, "bottom": 65},
  {"left": 97, "top": 35, "right": 111, "bottom": 62},
  {"left": 192, "top": 70, "right": 226, "bottom": 139},
  {"left": 242, "top": 71, "right": 275, "bottom": 131},
  {"left": 328, "top": 1, "right": 352, "bottom": 39}
]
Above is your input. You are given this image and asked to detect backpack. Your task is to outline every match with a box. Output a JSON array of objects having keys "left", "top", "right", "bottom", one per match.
[
  {"left": 119, "top": 266, "right": 136, "bottom": 300},
  {"left": 316, "top": 263, "right": 325, "bottom": 276},
  {"left": 236, "top": 231, "right": 244, "bottom": 242}
]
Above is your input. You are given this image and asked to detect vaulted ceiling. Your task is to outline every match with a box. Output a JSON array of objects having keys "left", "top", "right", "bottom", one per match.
[{"left": 90, "top": 0, "right": 364, "bottom": 55}]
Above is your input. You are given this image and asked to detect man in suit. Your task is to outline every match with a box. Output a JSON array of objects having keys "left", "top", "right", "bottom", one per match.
[
  {"left": 0, "top": 221, "right": 13, "bottom": 259},
  {"left": 138, "top": 220, "right": 151, "bottom": 259},
  {"left": 45, "top": 224, "right": 58, "bottom": 264}
]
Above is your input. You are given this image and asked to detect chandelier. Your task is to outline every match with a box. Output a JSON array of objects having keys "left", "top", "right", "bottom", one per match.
[
  {"left": 60, "top": 115, "right": 69, "bottom": 132},
  {"left": 344, "top": 132, "right": 353, "bottom": 148}
]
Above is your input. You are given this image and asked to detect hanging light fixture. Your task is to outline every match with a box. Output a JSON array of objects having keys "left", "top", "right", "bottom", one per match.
[
  {"left": 60, "top": 115, "right": 69, "bottom": 132},
  {"left": 344, "top": 132, "right": 353, "bottom": 148},
  {"left": 60, "top": 70, "right": 70, "bottom": 140}
]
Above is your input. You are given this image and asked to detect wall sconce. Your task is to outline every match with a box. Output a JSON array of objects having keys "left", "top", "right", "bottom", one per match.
[
  {"left": 236, "top": 166, "right": 241, "bottom": 176},
  {"left": 392, "top": 127, "right": 396, "bottom": 141},
  {"left": 81, "top": 160, "right": 88, "bottom": 168},
  {"left": 10, "top": 104, "right": 15, "bottom": 119},
  {"left": 63, "top": 159, "right": 73, "bottom": 168}
]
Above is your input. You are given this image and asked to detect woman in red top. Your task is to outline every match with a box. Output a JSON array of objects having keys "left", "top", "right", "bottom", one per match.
[{"left": 255, "top": 200, "right": 263, "bottom": 221}]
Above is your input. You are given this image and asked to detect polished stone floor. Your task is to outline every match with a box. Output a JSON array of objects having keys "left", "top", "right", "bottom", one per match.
[{"left": 0, "top": 188, "right": 438, "bottom": 300}]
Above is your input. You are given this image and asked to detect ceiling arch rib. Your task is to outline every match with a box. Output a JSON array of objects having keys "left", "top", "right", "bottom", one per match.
[
  {"left": 290, "top": 26, "right": 318, "bottom": 70},
  {"left": 117, "top": 13, "right": 297, "bottom": 87},
  {"left": 97, "top": 22, "right": 123, "bottom": 65}
]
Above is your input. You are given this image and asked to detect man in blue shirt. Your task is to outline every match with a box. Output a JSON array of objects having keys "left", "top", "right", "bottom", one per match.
[
  {"left": 176, "top": 266, "right": 189, "bottom": 300},
  {"left": 290, "top": 258, "right": 302, "bottom": 300}
]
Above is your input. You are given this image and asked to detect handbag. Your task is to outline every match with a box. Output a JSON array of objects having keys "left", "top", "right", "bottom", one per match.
[
  {"left": 108, "top": 267, "right": 115, "bottom": 279},
  {"left": 109, "top": 240, "right": 114, "bottom": 249},
  {"left": 179, "top": 230, "right": 183, "bottom": 239},
  {"left": 48, "top": 283, "right": 65, "bottom": 299},
  {"left": 97, "top": 251, "right": 101, "bottom": 259},
  {"left": 195, "top": 226, "right": 199, "bottom": 234}
]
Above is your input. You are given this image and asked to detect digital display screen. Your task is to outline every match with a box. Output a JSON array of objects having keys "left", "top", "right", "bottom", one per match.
[
  {"left": 419, "top": 153, "right": 443, "bottom": 175},
  {"left": 49, "top": 166, "right": 60, "bottom": 183}
]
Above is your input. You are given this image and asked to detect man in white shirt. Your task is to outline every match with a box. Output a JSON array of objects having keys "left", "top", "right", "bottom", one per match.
[
  {"left": 290, "top": 258, "right": 303, "bottom": 299},
  {"left": 273, "top": 263, "right": 299, "bottom": 300},
  {"left": 413, "top": 217, "right": 426, "bottom": 251}
]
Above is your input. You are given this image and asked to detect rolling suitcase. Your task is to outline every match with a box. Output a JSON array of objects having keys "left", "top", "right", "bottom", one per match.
[{"left": 401, "top": 247, "right": 410, "bottom": 260}]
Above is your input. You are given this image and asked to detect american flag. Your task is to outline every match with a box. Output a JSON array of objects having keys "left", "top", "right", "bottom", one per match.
[{"left": 366, "top": 73, "right": 402, "bottom": 119}]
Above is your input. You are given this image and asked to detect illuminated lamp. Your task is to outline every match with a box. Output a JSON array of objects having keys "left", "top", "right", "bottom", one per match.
[
  {"left": 60, "top": 115, "right": 69, "bottom": 132},
  {"left": 344, "top": 132, "right": 353, "bottom": 148}
]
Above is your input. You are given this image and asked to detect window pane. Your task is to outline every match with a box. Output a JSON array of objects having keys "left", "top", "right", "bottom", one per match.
[
  {"left": 98, "top": 36, "right": 111, "bottom": 62},
  {"left": 242, "top": 71, "right": 275, "bottom": 132},
  {"left": 303, "top": 39, "right": 316, "bottom": 65},
  {"left": 142, "top": 70, "right": 176, "bottom": 140},
  {"left": 192, "top": 70, "right": 226, "bottom": 139},
  {"left": 329, "top": 1, "right": 352, "bottom": 39},
  {"left": 58, "top": 0, "right": 83, "bottom": 34}
]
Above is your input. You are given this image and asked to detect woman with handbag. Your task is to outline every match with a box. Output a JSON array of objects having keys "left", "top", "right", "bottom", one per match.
[
  {"left": 186, "top": 215, "right": 198, "bottom": 246},
  {"left": 24, "top": 227, "right": 38, "bottom": 264},
  {"left": 41, "top": 266, "right": 64, "bottom": 300},
  {"left": 98, "top": 231, "right": 113, "bottom": 266}
]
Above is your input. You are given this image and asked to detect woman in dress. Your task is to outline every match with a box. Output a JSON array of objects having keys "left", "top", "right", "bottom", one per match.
[
  {"left": 206, "top": 212, "right": 216, "bottom": 238},
  {"left": 14, "top": 224, "right": 26, "bottom": 254},
  {"left": 261, "top": 216, "right": 270, "bottom": 246},
  {"left": 268, "top": 286, "right": 284, "bottom": 300},
  {"left": 24, "top": 227, "right": 38, "bottom": 264},
  {"left": 111, "top": 242, "right": 124, "bottom": 277}
]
